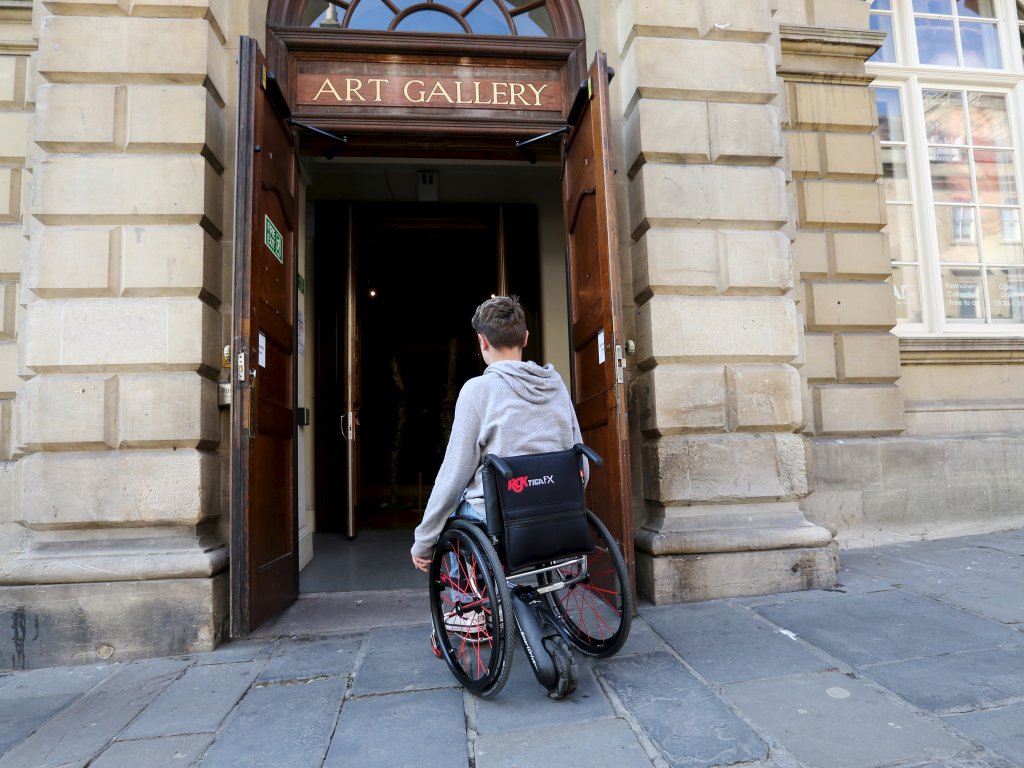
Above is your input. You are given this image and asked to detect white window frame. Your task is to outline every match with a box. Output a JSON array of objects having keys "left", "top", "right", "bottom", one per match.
[{"left": 868, "top": 0, "right": 1024, "bottom": 336}]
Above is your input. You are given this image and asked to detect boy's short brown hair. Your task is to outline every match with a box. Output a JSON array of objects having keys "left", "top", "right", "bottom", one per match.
[{"left": 472, "top": 296, "right": 527, "bottom": 349}]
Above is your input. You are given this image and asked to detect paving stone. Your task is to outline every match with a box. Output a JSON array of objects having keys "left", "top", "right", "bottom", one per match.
[
  {"left": 643, "top": 601, "right": 830, "bottom": 684},
  {"left": 120, "top": 661, "right": 261, "bottom": 738},
  {"left": 614, "top": 616, "right": 669, "bottom": 657},
  {"left": 474, "top": 718, "right": 653, "bottom": 768},
  {"left": 90, "top": 735, "right": 214, "bottom": 768},
  {"left": 195, "top": 639, "right": 277, "bottom": 665},
  {"left": 596, "top": 651, "right": 766, "bottom": 768},
  {"left": 753, "top": 590, "right": 1022, "bottom": 667},
  {"left": 945, "top": 701, "right": 1024, "bottom": 768},
  {"left": 351, "top": 625, "right": 458, "bottom": 695},
  {"left": 324, "top": 688, "right": 467, "bottom": 768},
  {"left": 197, "top": 676, "right": 346, "bottom": 767},
  {"left": 723, "top": 670, "right": 968, "bottom": 768},
  {"left": 0, "top": 664, "right": 114, "bottom": 699},
  {"left": 0, "top": 658, "right": 190, "bottom": 768},
  {"left": 473, "top": 652, "right": 614, "bottom": 734},
  {"left": 861, "top": 647, "right": 1024, "bottom": 712},
  {"left": 0, "top": 694, "right": 77, "bottom": 753},
  {"left": 257, "top": 636, "right": 361, "bottom": 682},
  {"left": 909, "top": 754, "right": 1019, "bottom": 768}
]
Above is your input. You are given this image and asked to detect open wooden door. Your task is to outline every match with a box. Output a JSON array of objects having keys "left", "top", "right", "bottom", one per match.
[
  {"left": 562, "top": 51, "right": 635, "bottom": 579},
  {"left": 231, "top": 37, "right": 300, "bottom": 635}
]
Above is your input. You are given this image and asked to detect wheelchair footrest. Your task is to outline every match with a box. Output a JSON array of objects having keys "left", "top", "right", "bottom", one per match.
[{"left": 509, "top": 586, "right": 577, "bottom": 699}]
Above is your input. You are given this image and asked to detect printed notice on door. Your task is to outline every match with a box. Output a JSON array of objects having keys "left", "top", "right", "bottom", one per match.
[{"left": 258, "top": 332, "right": 266, "bottom": 368}]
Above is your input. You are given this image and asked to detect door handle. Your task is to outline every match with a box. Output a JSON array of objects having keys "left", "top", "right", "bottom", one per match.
[{"left": 340, "top": 411, "right": 354, "bottom": 440}]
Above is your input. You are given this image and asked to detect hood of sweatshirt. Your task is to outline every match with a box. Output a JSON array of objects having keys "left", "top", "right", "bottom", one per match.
[{"left": 484, "top": 360, "right": 562, "bottom": 404}]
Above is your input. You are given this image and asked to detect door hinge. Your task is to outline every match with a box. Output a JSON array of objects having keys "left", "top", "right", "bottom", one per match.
[{"left": 615, "top": 344, "right": 625, "bottom": 385}]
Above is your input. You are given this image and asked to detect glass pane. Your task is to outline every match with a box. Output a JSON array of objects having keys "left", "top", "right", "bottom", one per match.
[
  {"left": 957, "top": 0, "right": 996, "bottom": 18},
  {"left": 968, "top": 93, "right": 1011, "bottom": 147},
  {"left": 347, "top": 0, "right": 398, "bottom": 29},
  {"left": 930, "top": 153, "right": 974, "bottom": 202},
  {"left": 886, "top": 204, "right": 918, "bottom": 263},
  {"left": 871, "top": 0, "right": 892, "bottom": 9},
  {"left": 394, "top": 8, "right": 467, "bottom": 32},
  {"left": 936, "top": 205, "right": 981, "bottom": 261},
  {"left": 507, "top": 5, "right": 553, "bottom": 36},
  {"left": 914, "top": 0, "right": 952, "bottom": 12},
  {"left": 923, "top": 90, "right": 966, "bottom": 145},
  {"left": 466, "top": 0, "right": 512, "bottom": 34},
  {"left": 883, "top": 146, "right": 912, "bottom": 201},
  {"left": 941, "top": 266, "right": 985, "bottom": 320},
  {"left": 870, "top": 14, "right": 897, "bottom": 63},
  {"left": 304, "top": 0, "right": 329, "bottom": 26},
  {"left": 875, "top": 88, "right": 905, "bottom": 142},
  {"left": 974, "top": 150, "right": 1018, "bottom": 205},
  {"left": 960, "top": 21, "right": 1002, "bottom": 69},
  {"left": 916, "top": 17, "right": 959, "bottom": 65},
  {"left": 988, "top": 266, "right": 1024, "bottom": 321},
  {"left": 980, "top": 208, "right": 1024, "bottom": 265},
  {"left": 892, "top": 264, "right": 923, "bottom": 323}
]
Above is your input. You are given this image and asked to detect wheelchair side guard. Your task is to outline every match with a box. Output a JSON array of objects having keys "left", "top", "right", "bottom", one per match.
[{"left": 509, "top": 585, "right": 578, "bottom": 699}]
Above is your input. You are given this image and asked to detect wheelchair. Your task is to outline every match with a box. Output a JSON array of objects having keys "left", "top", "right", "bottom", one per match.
[{"left": 428, "top": 444, "right": 633, "bottom": 699}]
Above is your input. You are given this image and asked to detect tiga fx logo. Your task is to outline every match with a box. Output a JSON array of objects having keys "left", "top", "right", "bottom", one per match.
[{"left": 507, "top": 475, "right": 555, "bottom": 493}]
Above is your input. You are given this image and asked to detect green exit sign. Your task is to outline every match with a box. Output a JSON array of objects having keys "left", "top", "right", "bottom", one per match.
[{"left": 264, "top": 215, "right": 284, "bottom": 264}]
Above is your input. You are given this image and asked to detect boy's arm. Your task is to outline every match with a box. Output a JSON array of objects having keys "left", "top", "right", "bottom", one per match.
[{"left": 410, "top": 387, "right": 483, "bottom": 560}]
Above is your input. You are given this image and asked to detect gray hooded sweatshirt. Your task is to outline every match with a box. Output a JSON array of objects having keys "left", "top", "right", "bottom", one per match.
[{"left": 411, "top": 360, "right": 585, "bottom": 559}]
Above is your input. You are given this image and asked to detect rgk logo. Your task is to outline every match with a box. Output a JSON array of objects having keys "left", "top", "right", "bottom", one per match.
[{"left": 507, "top": 475, "right": 555, "bottom": 493}]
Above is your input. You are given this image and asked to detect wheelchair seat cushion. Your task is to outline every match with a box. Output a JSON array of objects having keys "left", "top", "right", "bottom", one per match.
[{"left": 493, "top": 449, "right": 595, "bottom": 571}]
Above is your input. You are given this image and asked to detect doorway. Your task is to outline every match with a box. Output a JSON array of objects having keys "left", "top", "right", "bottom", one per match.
[{"left": 301, "top": 161, "right": 569, "bottom": 593}]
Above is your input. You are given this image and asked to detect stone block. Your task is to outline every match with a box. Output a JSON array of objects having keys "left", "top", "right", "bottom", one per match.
[
  {"left": 726, "top": 364, "right": 802, "bottom": 430},
  {"left": 805, "top": 281, "right": 897, "bottom": 330},
  {"left": 718, "top": 229, "right": 793, "bottom": 294},
  {"left": 630, "top": 164, "right": 788, "bottom": 237},
  {"left": 699, "top": 0, "right": 772, "bottom": 41},
  {"left": 0, "top": 226, "right": 25, "bottom": 278},
  {"left": 835, "top": 333, "right": 900, "bottom": 382},
  {"left": 17, "top": 374, "right": 116, "bottom": 450},
  {"left": 801, "top": 489, "right": 864, "bottom": 542},
  {"left": 624, "top": 99, "right": 709, "bottom": 177},
  {"left": 0, "top": 113, "right": 28, "bottom": 163},
  {"left": 802, "top": 332, "right": 836, "bottom": 381},
  {"left": 786, "top": 82, "right": 876, "bottom": 132},
  {"left": 37, "top": 17, "right": 226, "bottom": 104},
  {"left": 792, "top": 230, "right": 828, "bottom": 277},
  {"left": 787, "top": 131, "right": 820, "bottom": 177},
  {"left": 121, "top": 225, "right": 222, "bottom": 300},
  {"left": 830, "top": 231, "right": 890, "bottom": 279},
  {"left": 127, "top": 85, "right": 225, "bottom": 169},
  {"left": 617, "top": 0, "right": 701, "bottom": 50},
  {"left": 22, "top": 298, "right": 221, "bottom": 374},
  {"left": 35, "top": 85, "right": 120, "bottom": 151},
  {"left": 17, "top": 448, "right": 218, "bottom": 529},
  {"left": 0, "top": 341, "right": 18, "bottom": 397},
  {"left": 635, "top": 294, "right": 800, "bottom": 365},
  {"left": 0, "top": 282, "right": 14, "bottom": 340},
  {"left": 810, "top": 436, "right": 883, "bottom": 488},
  {"left": 27, "top": 226, "right": 116, "bottom": 297},
  {"left": 0, "top": 167, "right": 21, "bottom": 223},
  {"left": 0, "top": 56, "right": 26, "bottom": 108},
  {"left": 709, "top": 103, "right": 783, "bottom": 164},
  {"left": 631, "top": 227, "right": 718, "bottom": 299},
  {"left": 633, "top": 364, "right": 726, "bottom": 435},
  {"left": 814, "top": 384, "right": 905, "bottom": 435},
  {"left": 0, "top": 575, "right": 226, "bottom": 669},
  {"left": 32, "top": 155, "right": 223, "bottom": 236},
  {"left": 820, "top": 133, "right": 881, "bottom": 179},
  {"left": 642, "top": 432, "right": 808, "bottom": 504},
  {"left": 804, "top": 0, "right": 870, "bottom": 29},
  {"left": 117, "top": 372, "right": 218, "bottom": 447},
  {"left": 620, "top": 36, "right": 776, "bottom": 110},
  {"left": 798, "top": 179, "right": 886, "bottom": 229}
]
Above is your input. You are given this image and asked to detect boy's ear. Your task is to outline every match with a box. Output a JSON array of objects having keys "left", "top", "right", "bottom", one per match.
[
  {"left": 522, "top": 330, "right": 529, "bottom": 349},
  {"left": 477, "top": 333, "right": 490, "bottom": 351}
]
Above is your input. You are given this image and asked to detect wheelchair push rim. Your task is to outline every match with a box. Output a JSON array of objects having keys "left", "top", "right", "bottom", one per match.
[
  {"left": 538, "top": 510, "right": 633, "bottom": 658},
  {"left": 428, "top": 521, "right": 514, "bottom": 697}
]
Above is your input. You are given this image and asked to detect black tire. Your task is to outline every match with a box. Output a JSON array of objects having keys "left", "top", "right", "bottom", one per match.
[
  {"left": 540, "top": 510, "right": 633, "bottom": 658},
  {"left": 428, "top": 520, "right": 514, "bottom": 697},
  {"left": 542, "top": 635, "right": 577, "bottom": 699}
]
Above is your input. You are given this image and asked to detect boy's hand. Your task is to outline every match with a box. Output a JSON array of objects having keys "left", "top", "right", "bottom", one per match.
[{"left": 412, "top": 554, "right": 431, "bottom": 572}]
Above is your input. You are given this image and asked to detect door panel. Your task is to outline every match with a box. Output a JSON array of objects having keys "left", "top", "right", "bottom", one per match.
[
  {"left": 231, "top": 37, "right": 299, "bottom": 635},
  {"left": 562, "top": 52, "right": 634, "bottom": 580}
]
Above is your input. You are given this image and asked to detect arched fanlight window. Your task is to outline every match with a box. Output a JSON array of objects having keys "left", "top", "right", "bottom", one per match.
[{"left": 301, "top": 0, "right": 557, "bottom": 36}]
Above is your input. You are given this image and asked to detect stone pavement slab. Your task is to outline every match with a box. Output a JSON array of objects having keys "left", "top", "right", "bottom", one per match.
[
  {"left": 194, "top": 639, "right": 277, "bottom": 666},
  {"left": 197, "top": 675, "right": 347, "bottom": 768},
  {"left": 944, "top": 701, "right": 1024, "bottom": 768},
  {"left": 89, "top": 735, "right": 215, "bottom": 768},
  {"left": 0, "top": 694, "right": 77, "bottom": 753},
  {"left": 324, "top": 688, "right": 467, "bottom": 768},
  {"left": 596, "top": 650, "right": 767, "bottom": 768},
  {"left": 722, "top": 670, "right": 969, "bottom": 768},
  {"left": 473, "top": 718, "right": 654, "bottom": 768},
  {"left": 257, "top": 636, "right": 361, "bottom": 683},
  {"left": 252, "top": 590, "right": 429, "bottom": 637},
  {"left": 753, "top": 589, "right": 1023, "bottom": 667},
  {"left": 352, "top": 624, "right": 457, "bottom": 695},
  {"left": 612, "top": 616, "right": 670, "bottom": 657},
  {"left": 120, "top": 660, "right": 263, "bottom": 739},
  {"left": 643, "top": 601, "right": 831, "bottom": 684},
  {"left": 0, "top": 663, "right": 113, "bottom": 699}
]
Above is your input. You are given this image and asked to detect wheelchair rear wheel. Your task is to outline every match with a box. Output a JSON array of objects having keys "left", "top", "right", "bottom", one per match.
[
  {"left": 429, "top": 520, "right": 514, "bottom": 697},
  {"left": 539, "top": 510, "right": 633, "bottom": 658}
]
